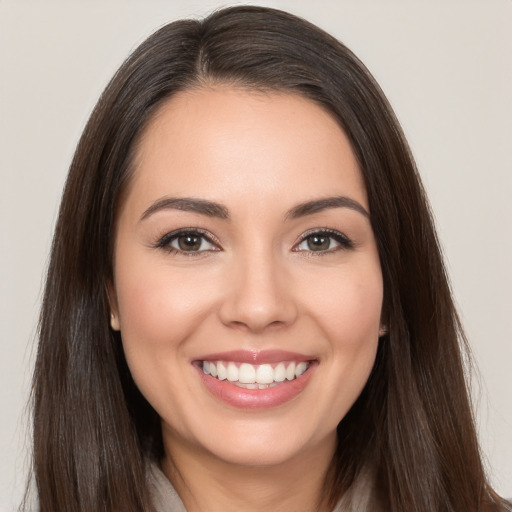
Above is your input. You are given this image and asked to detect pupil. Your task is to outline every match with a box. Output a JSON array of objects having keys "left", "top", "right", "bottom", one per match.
[
  {"left": 308, "top": 235, "right": 329, "bottom": 251},
  {"left": 178, "top": 234, "right": 201, "bottom": 251}
]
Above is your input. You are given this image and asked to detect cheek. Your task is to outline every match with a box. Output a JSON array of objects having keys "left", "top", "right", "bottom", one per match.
[
  {"left": 305, "top": 262, "right": 383, "bottom": 344},
  {"left": 117, "top": 272, "right": 175, "bottom": 346},
  {"left": 303, "top": 263, "right": 382, "bottom": 404},
  {"left": 113, "top": 254, "right": 217, "bottom": 367},
  {"left": 112, "top": 256, "right": 219, "bottom": 427}
]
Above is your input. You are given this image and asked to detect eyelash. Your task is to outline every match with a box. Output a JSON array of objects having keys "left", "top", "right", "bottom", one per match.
[
  {"left": 154, "top": 228, "right": 220, "bottom": 256},
  {"left": 293, "top": 229, "right": 354, "bottom": 255},
  {"left": 153, "top": 228, "right": 353, "bottom": 256}
]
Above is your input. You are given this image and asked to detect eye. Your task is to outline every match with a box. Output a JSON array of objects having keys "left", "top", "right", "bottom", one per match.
[
  {"left": 293, "top": 230, "right": 353, "bottom": 253},
  {"left": 156, "top": 229, "right": 220, "bottom": 255}
]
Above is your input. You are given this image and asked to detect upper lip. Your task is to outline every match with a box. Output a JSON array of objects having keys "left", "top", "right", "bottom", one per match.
[{"left": 195, "top": 350, "right": 314, "bottom": 365}]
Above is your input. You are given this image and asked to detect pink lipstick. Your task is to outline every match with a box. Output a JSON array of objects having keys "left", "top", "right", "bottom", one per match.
[{"left": 194, "top": 350, "right": 317, "bottom": 409}]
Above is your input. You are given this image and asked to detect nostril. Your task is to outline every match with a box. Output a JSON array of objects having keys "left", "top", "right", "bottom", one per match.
[{"left": 223, "top": 318, "right": 287, "bottom": 333}]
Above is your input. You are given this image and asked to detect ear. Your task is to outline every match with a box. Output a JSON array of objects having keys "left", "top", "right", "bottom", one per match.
[
  {"left": 107, "top": 282, "right": 121, "bottom": 331},
  {"left": 110, "top": 312, "right": 120, "bottom": 331},
  {"left": 379, "top": 305, "right": 388, "bottom": 338}
]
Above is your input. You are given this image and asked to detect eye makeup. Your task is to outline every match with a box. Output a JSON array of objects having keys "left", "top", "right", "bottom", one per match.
[
  {"left": 292, "top": 228, "right": 354, "bottom": 255},
  {"left": 153, "top": 227, "right": 221, "bottom": 256},
  {"left": 151, "top": 225, "right": 354, "bottom": 258}
]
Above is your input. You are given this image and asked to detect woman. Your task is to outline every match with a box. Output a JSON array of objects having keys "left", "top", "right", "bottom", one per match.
[{"left": 27, "top": 5, "right": 511, "bottom": 512}]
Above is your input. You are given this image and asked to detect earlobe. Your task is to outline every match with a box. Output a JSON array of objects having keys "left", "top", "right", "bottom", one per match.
[
  {"left": 110, "top": 312, "right": 120, "bottom": 331},
  {"left": 107, "top": 282, "right": 121, "bottom": 331},
  {"left": 379, "top": 307, "right": 388, "bottom": 338}
]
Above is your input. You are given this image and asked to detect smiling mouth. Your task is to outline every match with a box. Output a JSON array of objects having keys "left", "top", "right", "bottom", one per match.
[
  {"left": 200, "top": 360, "right": 310, "bottom": 389},
  {"left": 195, "top": 352, "right": 316, "bottom": 409}
]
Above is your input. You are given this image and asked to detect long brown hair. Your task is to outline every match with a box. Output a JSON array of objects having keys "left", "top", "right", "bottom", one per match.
[{"left": 28, "top": 6, "right": 510, "bottom": 512}]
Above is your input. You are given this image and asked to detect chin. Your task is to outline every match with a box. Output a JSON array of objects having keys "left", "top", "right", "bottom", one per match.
[
  {"left": 206, "top": 439, "right": 311, "bottom": 468},
  {"left": 186, "top": 417, "right": 336, "bottom": 469}
]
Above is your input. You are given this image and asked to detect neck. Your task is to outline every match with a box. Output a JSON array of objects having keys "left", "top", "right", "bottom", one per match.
[{"left": 161, "top": 432, "right": 337, "bottom": 512}]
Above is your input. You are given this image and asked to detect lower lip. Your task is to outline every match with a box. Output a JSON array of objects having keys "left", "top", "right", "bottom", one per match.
[{"left": 196, "top": 363, "right": 316, "bottom": 410}]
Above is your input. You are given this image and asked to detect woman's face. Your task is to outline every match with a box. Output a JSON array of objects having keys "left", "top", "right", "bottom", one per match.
[{"left": 111, "top": 87, "right": 383, "bottom": 468}]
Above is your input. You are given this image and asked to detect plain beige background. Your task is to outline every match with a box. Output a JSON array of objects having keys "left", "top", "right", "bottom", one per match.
[{"left": 1, "top": 1, "right": 511, "bottom": 509}]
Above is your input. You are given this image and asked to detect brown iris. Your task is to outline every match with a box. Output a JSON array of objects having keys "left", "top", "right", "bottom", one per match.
[
  {"left": 178, "top": 234, "right": 202, "bottom": 251},
  {"left": 307, "top": 235, "right": 330, "bottom": 251}
]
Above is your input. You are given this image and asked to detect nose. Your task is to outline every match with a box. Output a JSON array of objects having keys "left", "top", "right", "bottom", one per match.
[{"left": 218, "top": 250, "right": 298, "bottom": 334}]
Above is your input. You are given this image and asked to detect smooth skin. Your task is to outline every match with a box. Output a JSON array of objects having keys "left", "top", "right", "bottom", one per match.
[{"left": 110, "top": 87, "right": 384, "bottom": 512}]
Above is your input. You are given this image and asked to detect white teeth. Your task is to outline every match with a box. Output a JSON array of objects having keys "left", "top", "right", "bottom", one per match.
[
  {"left": 295, "top": 362, "right": 308, "bottom": 378},
  {"left": 217, "top": 362, "right": 227, "bottom": 380},
  {"left": 286, "top": 362, "right": 296, "bottom": 381},
  {"left": 236, "top": 382, "right": 258, "bottom": 389},
  {"left": 201, "top": 360, "right": 310, "bottom": 385},
  {"left": 255, "top": 364, "right": 274, "bottom": 384},
  {"left": 274, "top": 362, "right": 286, "bottom": 382},
  {"left": 239, "top": 363, "right": 256, "bottom": 384},
  {"left": 226, "top": 362, "right": 238, "bottom": 382}
]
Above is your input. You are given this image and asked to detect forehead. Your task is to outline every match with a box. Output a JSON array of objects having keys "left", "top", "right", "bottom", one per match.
[{"left": 124, "top": 86, "right": 367, "bottom": 216}]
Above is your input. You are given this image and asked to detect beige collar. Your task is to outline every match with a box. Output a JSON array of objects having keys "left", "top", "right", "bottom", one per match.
[{"left": 147, "top": 461, "right": 380, "bottom": 512}]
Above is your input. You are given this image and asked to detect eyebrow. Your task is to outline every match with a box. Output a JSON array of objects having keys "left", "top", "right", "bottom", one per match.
[
  {"left": 140, "top": 197, "right": 230, "bottom": 221},
  {"left": 285, "top": 196, "right": 369, "bottom": 220},
  {"left": 140, "top": 195, "right": 369, "bottom": 222}
]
